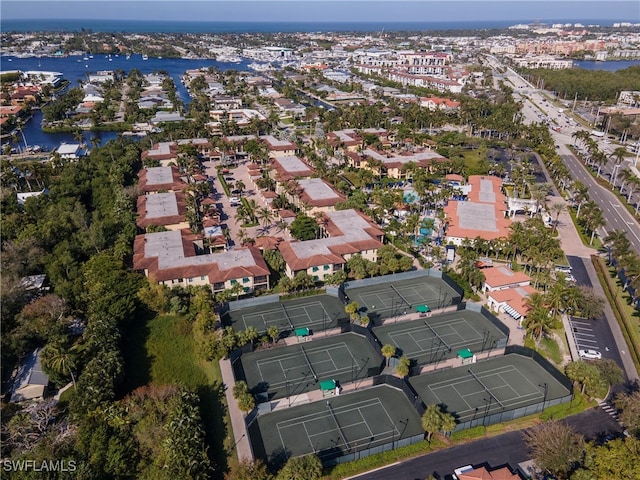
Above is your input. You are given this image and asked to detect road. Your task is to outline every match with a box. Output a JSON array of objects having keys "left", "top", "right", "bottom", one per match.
[
  {"left": 353, "top": 408, "right": 621, "bottom": 480},
  {"left": 492, "top": 56, "right": 640, "bottom": 254},
  {"left": 557, "top": 148, "right": 640, "bottom": 252}
]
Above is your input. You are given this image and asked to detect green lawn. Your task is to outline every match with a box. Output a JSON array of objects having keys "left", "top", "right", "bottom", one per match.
[{"left": 123, "top": 314, "right": 232, "bottom": 474}]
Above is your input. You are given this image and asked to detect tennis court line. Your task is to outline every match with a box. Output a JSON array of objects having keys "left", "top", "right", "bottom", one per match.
[
  {"left": 255, "top": 342, "right": 357, "bottom": 388},
  {"left": 276, "top": 398, "right": 397, "bottom": 451}
]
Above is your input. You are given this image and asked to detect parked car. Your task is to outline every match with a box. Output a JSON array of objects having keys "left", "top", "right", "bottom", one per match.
[{"left": 579, "top": 349, "right": 602, "bottom": 360}]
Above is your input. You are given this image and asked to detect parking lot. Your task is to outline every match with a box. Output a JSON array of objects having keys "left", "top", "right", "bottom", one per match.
[{"left": 569, "top": 316, "right": 601, "bottom": 353}]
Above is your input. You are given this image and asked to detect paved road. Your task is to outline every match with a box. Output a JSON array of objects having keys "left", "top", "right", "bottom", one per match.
[
  {"left": 557, "top": 148, "right": 640, "bottom": 253},
  {"left": 353, "top": 408, "right": 621, "bottom": 480}
]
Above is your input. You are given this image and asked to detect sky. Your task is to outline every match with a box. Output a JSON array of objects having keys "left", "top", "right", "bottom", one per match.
[{"left": 1, "top": 0, "right": 639, "bottom": 23}]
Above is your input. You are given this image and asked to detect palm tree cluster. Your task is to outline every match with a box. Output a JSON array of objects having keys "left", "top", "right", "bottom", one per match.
[
  {"left": 604, "top": 230, "right": 640, "bottom": 305},
  {"left": 572, "top": 130, "right": 640, "bottom": 215}
]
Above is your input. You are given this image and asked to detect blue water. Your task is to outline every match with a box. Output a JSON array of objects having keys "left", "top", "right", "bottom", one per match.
[
  {"left": 2, "top": 54, "right": 251, "bottom": 151},
  {"left": 1, "top": 18, "right": 628, "bottom": 33},
  {"left": 573, "top": 59, "right": 640, "bottom": 71}
]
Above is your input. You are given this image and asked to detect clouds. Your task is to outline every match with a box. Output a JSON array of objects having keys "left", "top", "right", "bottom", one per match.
[{"left": 2, "top": 1, "right": 638, "bottom": 23}]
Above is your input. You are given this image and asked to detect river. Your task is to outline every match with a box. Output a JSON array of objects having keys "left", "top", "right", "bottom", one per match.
[{"left": 2, "top": 53, "right": 253, "bottom": 151}]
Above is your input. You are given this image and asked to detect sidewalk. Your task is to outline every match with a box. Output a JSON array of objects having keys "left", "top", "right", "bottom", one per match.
[
  {"left": 547, "top": 195, "right": 596, "bottom": 259},
  {"left": 219, "top": 357, "right": 253, "bottom": 462}
]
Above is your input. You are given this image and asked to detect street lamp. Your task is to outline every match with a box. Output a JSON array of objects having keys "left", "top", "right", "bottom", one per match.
[{"left": 538, "top": 382, "right": 548, "bottom": 410}]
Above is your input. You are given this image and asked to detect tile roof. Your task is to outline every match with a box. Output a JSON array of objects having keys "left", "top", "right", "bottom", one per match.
[{"left": 133, "top": 230, "right": 269, "bottom": 284}]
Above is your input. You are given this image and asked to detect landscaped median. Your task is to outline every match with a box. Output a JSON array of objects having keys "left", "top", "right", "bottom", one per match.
[{"left": 591, "top": 255, "right": 640, "bottom": 374}]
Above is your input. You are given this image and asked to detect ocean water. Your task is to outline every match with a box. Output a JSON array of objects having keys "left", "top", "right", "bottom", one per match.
[{"left": 0, "top": 18, "right": 627, "bottom": 34}]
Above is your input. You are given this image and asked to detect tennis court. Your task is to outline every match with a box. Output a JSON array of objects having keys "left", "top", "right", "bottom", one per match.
[
  {"left": 249, "top": 385, "right": 423, "bottom": 464},
  {"left": 345, "top": 277, "right": 461, "bottom": 320},
  {"left": 225, "top": 295, "right": 347, "bottom": 334},
  {"left": 410, "top": 353, "right": 572, "bottom": 426},
  {"left": 373, "top": 309, "right": 507, "bottom": 366},
  {"left": 240, "top": 333, "right": 382, "bottom": 400}
]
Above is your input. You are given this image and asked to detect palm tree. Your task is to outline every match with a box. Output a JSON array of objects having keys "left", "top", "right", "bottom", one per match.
[
  {"left": 582, "top": 202, "right": 606, "bottom": 245},
  {"left": 603, "top": 230, "right": 630, "bottom": 264},
  {"left": 571, "top": 181, "right": 589, "bottom": 218},
  {"left": 257, "top": 206, "right": 274, "bottom": 227},
  {"left": 421, "top": 404, "right": 444, "bottom": 442},
  {"left": 235, "top": 179, "right": 246, "bottom": 197},
  {"left": 523, "top": 292, "right": 552, "bottom": 340},
  {"left": 381, "top": 344, "right": 396, "bottom": 367},
  {"left": 41, "top": 341, "right": 77, "bottom": 388},
  {"left": 548, "top": 201, "right": 566, "bottom": 234}
]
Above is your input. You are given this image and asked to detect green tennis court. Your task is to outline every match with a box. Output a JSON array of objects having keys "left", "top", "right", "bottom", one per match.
[
  {"left": 249, "top": 385, "right": 423, "bottom": 464},
  {"left": 373, "top": 309, "right": 507, "bottom": 365},
  {"left": 225, "top": 295, "right": 347, "bottom": 334},
  {"left": 345, "top": 277, "right": 461, "bottom": 320},
  {"left": 410, "top": 353, "right": 572, "bottom": 426},
  {"left": 240, "top": 333, "right": 382, "bottom": 400}
]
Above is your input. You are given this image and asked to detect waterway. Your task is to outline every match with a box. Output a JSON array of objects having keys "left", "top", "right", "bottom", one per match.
[
  {"left": 573, "top": 59, "right": 640, "bottom": 71},
  {"left": 2, "top": 53, "right": 253, "bottom": 151}
]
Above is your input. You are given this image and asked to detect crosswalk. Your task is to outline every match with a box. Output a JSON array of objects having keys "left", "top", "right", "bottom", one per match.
[{"left": 598, "top": 401, "right": 620, "bottom": 423}]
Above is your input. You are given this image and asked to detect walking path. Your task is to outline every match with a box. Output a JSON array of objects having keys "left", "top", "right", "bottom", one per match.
[{"left": 219, "top": 357, "right": 253, "bottom": 462}]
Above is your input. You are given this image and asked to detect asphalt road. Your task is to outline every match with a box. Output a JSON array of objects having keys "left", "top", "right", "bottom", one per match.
[
  {"left": 353, "top": 408, "right": 621, "bottom": 480},
  {"left": 500, "top": 60, "right": 640, "bottom": 254},
  {"left": 558, "top": 150, "right": 640, "bottom": 253}
]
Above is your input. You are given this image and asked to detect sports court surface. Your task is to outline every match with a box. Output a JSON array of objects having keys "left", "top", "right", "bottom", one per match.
[
  {"left": 240, "top": 332, "right": 381, "bottom": 400},
  {"left": 224, "top": 295, "right": 347, "bottom": 334},
  {"left": 344, "top": 276, "right": 462, "bottom": 320},
  {"left": 373, "top": 309, "right": 507, "bottom": 365},
  {"left": 410, "top": 353, "right": 571, "bottom": 425},
  {"left": 249, "top": 385, "right": 423, "bottom": 463}
]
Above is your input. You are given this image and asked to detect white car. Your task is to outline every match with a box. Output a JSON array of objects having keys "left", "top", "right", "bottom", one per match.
[{"left": 579, "top": 349, "right": 602, "bottom": 360}]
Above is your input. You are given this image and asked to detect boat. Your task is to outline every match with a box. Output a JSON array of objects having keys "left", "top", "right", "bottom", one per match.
[
  {"left": 83, "top": 56, "right": 89, "bottom": 61},
  {"left": 126, "top": 54, "right": 131, "bottom": 60},
  {"left": 89, "top": 55, "right": 93, "bottom": 59},
  {"left": 142, "top": 54, "right": 148, "bottom": 60}
]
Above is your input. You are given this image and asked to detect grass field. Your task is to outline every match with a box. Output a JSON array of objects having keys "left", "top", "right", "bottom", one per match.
[{"left": 123, "top": 314, "right": 233, "bottom": 473}]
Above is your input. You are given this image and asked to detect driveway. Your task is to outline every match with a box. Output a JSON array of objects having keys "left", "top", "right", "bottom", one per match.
[{"left": 203, "top": 160, "right": 291, "bottom": 247}]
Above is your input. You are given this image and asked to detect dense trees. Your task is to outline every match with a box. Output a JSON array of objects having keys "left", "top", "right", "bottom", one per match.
[
  {"left": 523, "top": 421, "right": 585, "bottom": 479},
  {"left": 525, "top": 65, "right": 640, "bottom": 102}
]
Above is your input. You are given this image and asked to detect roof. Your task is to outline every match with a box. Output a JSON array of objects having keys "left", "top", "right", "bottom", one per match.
[
  {"left": 363, "top": 148, "right": 448, "bottom": 169},
  {"left": 138, "top": 166, "right": 186, "bottom": 193},
  {"left": 136, "top": 192, "right": 187, "bottom": 228},
  {"left": 488, "top": 285, "right": 537, "bottom": 316},
  {"left": 278, "top": 209, "right": 384, "bottom": 271},
  {"left": 459, "top": 466, "right": 522, "bottom": 480},
  {"left": 297, "top": 178, "right": 345, "bottom": 207},
  {"left": 270, "top": 155, "right": 314, "bottom": 181},
  {"left": 11, "top": 348, "right": 49, "bottom": 402},
  {"left": 133, "top": 229, "right": 269, "bottom": 284},
  {"left": 483, "top": 266, "right": 532, "bottom": 288},
  {"left": 444, "top": 175, "right": 512, "bottom": 242}
]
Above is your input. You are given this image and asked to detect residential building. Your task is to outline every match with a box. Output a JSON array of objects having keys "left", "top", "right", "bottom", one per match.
[
  {"left": 136, "top": 191, "right": 189, "bottom": 231},
  {"left": 10, "top": 348, "right": 49, "bottom": 403},
  {"left": 138, "top": 166, "right": 187, "bottom": 194},
  {"left": 283, "top": 178, "right": 346, "bottom": 214},
  {"left": 278, "top": 209, "right": 384, "bottom": 281},
  {"left": 133, "top": 229, "right": 270, "bottom": 294},
  {"left": 269, "top": 155, "right": 315, "bottom": 182},
  {"left": 349, "top": 148, "right": 449, "bottom": 179}
]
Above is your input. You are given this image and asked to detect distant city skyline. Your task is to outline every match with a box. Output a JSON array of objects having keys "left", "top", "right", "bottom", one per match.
[{"left": 2, "top": 1, "right": 639, "bottom": 23}]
